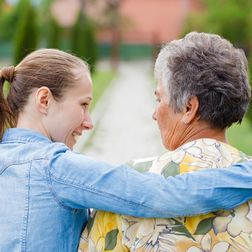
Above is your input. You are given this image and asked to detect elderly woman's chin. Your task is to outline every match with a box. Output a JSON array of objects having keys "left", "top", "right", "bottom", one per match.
[
  {"left": 162, "top": 138, "right": 174, "bottom": 151},
  {"left": 159, "top": 119, "right": 191, "bottom": 151},
  {"left": 161, "top": 132, "right": 182, "bottom": 151}
]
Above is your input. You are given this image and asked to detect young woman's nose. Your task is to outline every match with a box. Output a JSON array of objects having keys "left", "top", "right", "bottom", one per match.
[
  {"left": 152, "top": 110, "right": 157, "bottom": 121},
  {"left": 82, "top": 113, "right": 93, "bottom": 130}
]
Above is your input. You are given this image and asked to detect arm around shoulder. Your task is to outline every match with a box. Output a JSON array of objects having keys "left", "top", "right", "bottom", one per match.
[{"left": 48, "top": 149, "right": 252, "bottom": 217}]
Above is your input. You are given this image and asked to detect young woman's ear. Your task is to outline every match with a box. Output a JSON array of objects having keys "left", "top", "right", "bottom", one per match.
[
  {"left": 35, "top": 87, "right": 52, "bottom": 115},
  {"left": 181, "top": 96, "right": 199, "bottom": 124}
]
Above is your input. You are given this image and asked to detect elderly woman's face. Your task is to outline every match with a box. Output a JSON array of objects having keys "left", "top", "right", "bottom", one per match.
[{"left": 153, "top": 83, "right": 185, "bottom": 150}]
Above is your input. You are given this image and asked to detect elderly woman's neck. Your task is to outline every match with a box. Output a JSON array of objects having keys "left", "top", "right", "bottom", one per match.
[
  {"left": 168, "top": 121, "right": 227, "bottom": 151},
  {"left": 182, "top": 121, "right": 227, "bottom": 145}
]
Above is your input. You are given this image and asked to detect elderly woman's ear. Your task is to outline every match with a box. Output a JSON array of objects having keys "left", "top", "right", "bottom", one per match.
[{"left": 181, "top": 96, "right": 199, "bottom": 124}]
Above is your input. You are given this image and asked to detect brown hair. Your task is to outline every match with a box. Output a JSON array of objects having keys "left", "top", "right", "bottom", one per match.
[
  {"left": 0, "top": 67, "right": 15, "bottom": 137},
  {"left": 0, "top": 48, "right": 89, "bottom": 138}
]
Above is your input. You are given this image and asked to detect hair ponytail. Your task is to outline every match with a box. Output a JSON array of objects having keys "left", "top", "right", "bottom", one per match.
[{"left": 0, "top": 67, "right": 15, "bottom": 139}]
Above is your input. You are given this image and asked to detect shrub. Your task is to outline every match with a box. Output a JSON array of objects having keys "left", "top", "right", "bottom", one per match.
[
  {"left": 71, "top": 11, "right": 97, "bottom": 73},
  {"left": 13, "top": 0, "right": 39, "bottom": 64}
]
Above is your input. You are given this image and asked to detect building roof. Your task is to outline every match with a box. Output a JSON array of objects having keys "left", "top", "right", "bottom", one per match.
[
  {"left": 51, "top": 0, "right": 202, "bottom": 44},
  {"left": 119, "top": 0, "right": 202, "bottom": 44}
]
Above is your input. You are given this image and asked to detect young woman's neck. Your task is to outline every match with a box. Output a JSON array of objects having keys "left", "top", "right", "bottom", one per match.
[{"left": 17, "top": 113, "right": 49, "bottom": 138}]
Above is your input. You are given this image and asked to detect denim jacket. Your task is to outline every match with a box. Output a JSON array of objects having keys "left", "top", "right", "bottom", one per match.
[{"left": 0, "top": 128, "right": 252, "bottom": 252}]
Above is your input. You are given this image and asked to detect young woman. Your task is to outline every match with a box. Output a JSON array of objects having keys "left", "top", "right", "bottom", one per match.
[{"left": 0, "top": 49, "right": 251, "bottom": 252}]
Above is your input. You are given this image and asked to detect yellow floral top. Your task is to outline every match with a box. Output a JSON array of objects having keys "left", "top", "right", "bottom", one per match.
[{"left": 79, "top": 138, "right": 251, "bottom": 252}]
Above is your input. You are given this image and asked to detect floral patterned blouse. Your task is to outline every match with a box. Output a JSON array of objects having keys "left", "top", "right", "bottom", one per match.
[{"left": 79, "top": 138, "right": 251, "bottom": 252}]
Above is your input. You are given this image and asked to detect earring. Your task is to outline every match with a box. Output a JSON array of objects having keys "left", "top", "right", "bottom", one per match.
[{"left": 182, "top": 118, "right": 188, "bottom": 124}]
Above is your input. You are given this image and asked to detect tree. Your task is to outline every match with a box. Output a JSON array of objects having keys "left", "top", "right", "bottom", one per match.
[
  {"left": 183, "top": 0, "right": 252, "bottom": 123},
  {"left": 71, "top": 10, "right": 97, "bottom": 73},
  {"left": 13, "top": 0, "right": 39, "bottom": 64},
  {"left": 0, "top": 0, "right": 4, "bottom": 11},
  {"left": 103, "top": 0, "right": 122, "bottom": 69},
  {"left": 46, "top": 15, "right": 61, "bottom": 49},
  {"left": 0, "top": 1, "right": 20, "bottom": 41}
]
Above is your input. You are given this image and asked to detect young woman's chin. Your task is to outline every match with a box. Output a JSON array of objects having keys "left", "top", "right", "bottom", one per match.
[{"left": 66, "top": 137, "right": 77, "bottom": 150}]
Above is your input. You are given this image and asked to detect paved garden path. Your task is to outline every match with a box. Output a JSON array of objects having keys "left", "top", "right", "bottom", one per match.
[{"left": 74, "top": 61, "right": 165, "bottom": 165}]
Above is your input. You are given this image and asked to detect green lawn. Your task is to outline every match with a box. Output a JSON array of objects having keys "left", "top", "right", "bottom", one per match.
[
  {"left": 227, "top": 116, "right": 252, "bottom": 156},
  {"left": 91, "top": 70, "right": 116, "bottom": 110}
]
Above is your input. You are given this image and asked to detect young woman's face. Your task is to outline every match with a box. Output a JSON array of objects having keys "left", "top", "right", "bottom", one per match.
[{"left": 46, "top": 69, "right": 93, "bottom": 149}]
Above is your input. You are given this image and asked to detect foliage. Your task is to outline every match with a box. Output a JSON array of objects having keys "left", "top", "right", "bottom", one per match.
[
  {"left": 0, "top": 2, "right": 20, "bottom": 41},
  {"left": 40, "top": 0, "right": 52, "bottom": 12},
  {"left": 201, "top": 0, "right": 252, "bottom": 48},
  {"left": 71, "top": 11, "right": 98, "bottom": 73},
  {"left": 184, "top": 0, "right": 252, "bottom": 46},
  {"left": 183, "top": 0, "right": 252, "bottom": 124},
  {"left": 247, "top": 53, "right": 252, "bottom": 124},
  {"left": 227, "top": 117, "right": 252, "bottom": 156},
  {"left": 39, "top": 0, "right": 56, "bottom": 47},
  {"left": 13, "top": 0, "right": 39, "bottom": 64},
  {"left": 46, "top": 15, "right": 61, "bottom": 49},
  {"left": 0, "top": 0, "right": 99, "bottom": 69},
  {"left": 0, "top": 0, "right": 4, "bottom": 13},
  {"left": 91, "top": 70, "right": 115, "bottom": 110}
]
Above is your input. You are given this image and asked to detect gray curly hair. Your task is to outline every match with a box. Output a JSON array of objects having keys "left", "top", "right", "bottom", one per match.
[{"left": 154, "top": 32, "right": 251, "bottom": 129}]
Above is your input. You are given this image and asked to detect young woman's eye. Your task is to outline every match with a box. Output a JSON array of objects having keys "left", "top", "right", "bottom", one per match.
[{"left": 81, "top": 103, "right": 89, "bottom": 108}]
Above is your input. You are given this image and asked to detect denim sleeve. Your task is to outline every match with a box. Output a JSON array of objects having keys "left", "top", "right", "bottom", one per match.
[{"left": 48, "top": 149, "right": 252, "bottom": 217}]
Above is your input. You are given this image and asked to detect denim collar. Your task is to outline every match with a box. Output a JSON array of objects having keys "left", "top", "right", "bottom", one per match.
[{"left": 1, "top": 128, "right": 52, "bottom": 144}]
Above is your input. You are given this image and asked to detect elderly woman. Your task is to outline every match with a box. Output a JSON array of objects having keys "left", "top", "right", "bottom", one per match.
[{"left": 80, "top": 32, "right": 252, "bottom": 251}]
